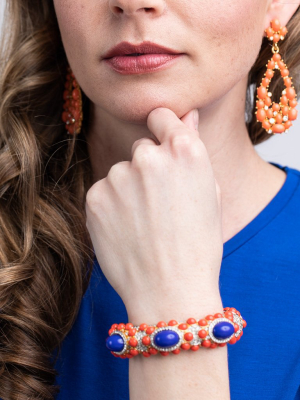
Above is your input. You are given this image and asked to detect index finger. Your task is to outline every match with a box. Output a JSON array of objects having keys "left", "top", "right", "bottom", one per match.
[{"left": 147, "top": 107, "right": 197, "bottom": 144}]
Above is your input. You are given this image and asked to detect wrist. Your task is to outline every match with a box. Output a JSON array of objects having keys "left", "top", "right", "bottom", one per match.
[{"left": 126, "top": 292, "right": 223, "bottom": 326}]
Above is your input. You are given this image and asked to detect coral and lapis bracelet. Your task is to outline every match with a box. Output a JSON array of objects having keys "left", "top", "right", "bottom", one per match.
[{"left": 106, "top": 307, "right": 246, "bottom": 358}]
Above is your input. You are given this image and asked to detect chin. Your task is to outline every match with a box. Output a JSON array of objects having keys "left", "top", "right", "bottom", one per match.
[{"left": 103, "top": 94, "right": 197, "bottom": 124}]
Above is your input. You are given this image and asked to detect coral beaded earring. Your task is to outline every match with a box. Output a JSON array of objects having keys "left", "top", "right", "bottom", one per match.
[
  {"left": 256, "top": 19, "right": 298, "bottom": 134},
  {"left": 62, "top": 66, "right": 83, "bottom": 135}
]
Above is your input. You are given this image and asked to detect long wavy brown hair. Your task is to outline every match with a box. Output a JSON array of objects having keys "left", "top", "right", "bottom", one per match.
[{"left": 0, "top": 1, "right": 299, "bottom": 399}]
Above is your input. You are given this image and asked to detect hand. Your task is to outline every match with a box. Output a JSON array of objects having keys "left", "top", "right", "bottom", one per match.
[{"left": 85, "top": 108, "right": 224, "bottom": 324}]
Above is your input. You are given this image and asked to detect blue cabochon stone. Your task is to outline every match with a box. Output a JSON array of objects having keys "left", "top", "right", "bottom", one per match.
[
  {"left": 213, "top": 321, "right": 234, "bottom": 339},
  {"left": 154, "top": 330, "right": 180, "bottom": 348},
  {"left": 106, "top": 334, "right": 125, "bottom": 352}
]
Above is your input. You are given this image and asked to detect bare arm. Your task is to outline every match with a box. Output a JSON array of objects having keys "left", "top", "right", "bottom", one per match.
[{"left": 128, "top": 295, "right": 231, "bottom": 400}]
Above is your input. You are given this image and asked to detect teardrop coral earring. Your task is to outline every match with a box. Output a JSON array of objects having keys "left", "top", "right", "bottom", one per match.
[
  {"left": 256, "top": 19, "right": 298, "bottom": 134},
  {"left": 62, "top": 66, "right": 83, "bottom": 135}
]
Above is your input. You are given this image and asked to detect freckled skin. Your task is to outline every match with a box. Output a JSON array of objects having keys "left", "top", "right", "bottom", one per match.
[{"left": 53, "top": 0, "right": 267, "bottom": 123}]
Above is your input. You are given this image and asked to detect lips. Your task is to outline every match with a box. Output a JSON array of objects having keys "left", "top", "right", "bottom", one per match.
[{"left": 102, "top": 41, "right": 183, "bottom": 59}]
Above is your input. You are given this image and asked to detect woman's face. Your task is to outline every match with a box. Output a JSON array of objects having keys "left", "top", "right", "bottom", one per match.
[{"left": 53, "top": 0, "right": 268, "bottom": 122}]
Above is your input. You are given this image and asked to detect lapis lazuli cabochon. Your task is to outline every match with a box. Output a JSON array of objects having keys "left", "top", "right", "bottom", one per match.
[
  {"left": 213, "top": 321, "right": 234, "bottom": 339},
  {"left": 154, "top": 330, "right": 180, "bottom": 348},
  {"left": 106, "top": 334, "right": 125, "bottom": 352}
]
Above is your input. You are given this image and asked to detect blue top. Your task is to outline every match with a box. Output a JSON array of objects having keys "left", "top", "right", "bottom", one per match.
[{"left": 54, "top": 161, "right": 300, "bottom": 399}]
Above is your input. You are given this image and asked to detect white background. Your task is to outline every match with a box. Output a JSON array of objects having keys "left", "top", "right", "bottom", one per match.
[{"left": 0, "top": 1, "right": 299, "bottom": 169}]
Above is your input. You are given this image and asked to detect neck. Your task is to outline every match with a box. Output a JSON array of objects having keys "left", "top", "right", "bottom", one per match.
[{"left": 86, "top": 77, "right": 286, "bottom": 243}]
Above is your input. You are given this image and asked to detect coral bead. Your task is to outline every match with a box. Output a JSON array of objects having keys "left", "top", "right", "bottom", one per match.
[
  {"left": 272, "top": 103, "right": 280, "bottom": 112},
  {"left": 108, "top": 329, "right": 114, "bottom": 335},
  {"left": 280, "top": 96, "right": 288, "bottom": 105},
  {"left": 234, "top": 323, "right": 240, "bottom": 333},
  {"left": 284, "top": 78, "right": 292, "bottom": 87},
  {"left": 219, "top": 343, "right": 227, "bottom": 347},
  {"left": 187, "top": 318, "right": 197, "bottom": 325},
  {"left": 198, "top": 329, "right": 208, "bottom": 339},
  {"left": 284, "top": 121, "right": 293, "bottom": 130},
  {"left": 256, "top": 100, "right": 265, "bottom": 109},
  {"left": 111, "top": 323, "right": 118, "bottom": 330},
  {"left": 242, "top": 320, "right": 247, "bottom": 328},
  {"left": 265, "top": 69, "right": 274, "bottom": 79},
  {"left": 272, "top": 124, "right": 285, "bottom": 133},
  {"left": 72, "top": 88, "right": 80, "bottom": 100},
  {"left": 276, "top": 114, "right": 283, "bottom": 124},
  {"left": 149, "top": 348, "right": 158, "bottom": 355},
  {"left": 229, "top": 336, "right": 237, "bottom": 345},
  {"left": 266, "top": 109, "right": 274, "bottom": 119},
  {"left": 72, "top": 109, "right": 81, "bottom": 121},
  {"left": 202, "top": 340, "right": 211, "bottom": 348},
  {"left": 266, "top": 27, "right": 274, "bottom": 38},
  {"left": 139, "top": 323, "right": 148, "bottom": 331},
  {"left": 178, "top": 323, "right": 188, "bottom": 330},
  {"left": 280, "top": 27, "right": 288, "bottom": 36},
  {"left": 281, "top": 69, "right": 289, "bottom": 77},
  {"left": 205, "top": 315, "right": 214, "bottom": 321},
  {"left": 214, "top": 313, "right": 223, "bottom": 319},
  {"left": 290, "top": 99, "right": 298, "bottom": 108},
  {"left": 267, "top": 60, "right": 275, "bottom": 69},
  {"left": 129, "top": 338, "right": 138, "bottom": 347},
  {"left": 273, "top": 34, "right": 280, "bottom": 43},
  {"left": 126, "top": 323, "right": 134, "bottom": 331},
  {"left": 278, "top": 61, "right": 285, "bottom": 70},
  {"left": 286, "top": 87, "right": 296, "bottom": 100},
  {"left": 262, "top": 78, "right": 270, "bottom": 87},
  {"left": 257, "top": 86, "right": 268, "bottom": 99},
  {"left": 256, "top": 109, "right": 266, "bottom": 122},
  {"left": 117, "top": 324, "right": 125, "bottom": 330},
  {"left": 262, "top": 120, "right": 271, "bottom": 130},
  {"left": 157, "top": 321, "right": 167, "bottom": 328},
  {"left": 210, "top": 343, "right": 218, "bottom": 349},
  {"left": 282, "top": 106, "right": 289, "bottom": 116},
  {"left": 146, "top": 327, "right": 155, "bottom": 335},
  {"left": 130, "top": 349, "right": 139, "bottom": 356},
  {"left": 142, "top": 352, "right": 151, "bottom": 357},
  {"left": 289, "top": 108, "right": 298, "bottom": 121},
  {"left": 273, "top": 53, "right": 281, "bottom": 62},
  {"left": 62, "top": 112, "right": 69, "bottom": 123},
  {"left": 160, "top": 352, "right": 169, "bottom": 356},
  {"left": 265, "top": 97, "right": 272, "bottom": 107},
  {"left": 172, "top": 349, "right": 180, "bottom": 355},
  {"left": 168, "top": 320, "right": 178, "bottom": 326},
  {"left": 184, "top": 332, "right": 193, "bottom": 341},
  {"left": 224, "top": 311, "right": 233, "bottom": 318},
  {"left": 191, "top": 345, "right": 199, "bottom": 351},
  {"left": 271, "top": 19, "right": 281, "bottom": 32},
  {"left": 128, "top": 329, "right": 136, "bottom": 336},
  {"left": 181, "top": 343, "right": 190, "bottom": 350},
  {"left": 142, "top": 336, "right": 151, "bottom": 346},
  {"left": 198, "top": 319, "right": 207, "bottom": 326}
]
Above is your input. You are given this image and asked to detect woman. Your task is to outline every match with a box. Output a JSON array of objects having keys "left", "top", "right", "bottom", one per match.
[{"left": 0, "top": 0, "right": 299, "bottom": 399}]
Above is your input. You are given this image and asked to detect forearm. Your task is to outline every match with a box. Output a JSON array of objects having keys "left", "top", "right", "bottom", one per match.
[{"left": 128, "top": 295, "right": 230, "bottom": 400}]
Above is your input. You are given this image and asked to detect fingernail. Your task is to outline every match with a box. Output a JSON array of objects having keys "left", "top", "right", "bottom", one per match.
[{"left": 194, "top": 109, "right": 199, "bottom": 130}]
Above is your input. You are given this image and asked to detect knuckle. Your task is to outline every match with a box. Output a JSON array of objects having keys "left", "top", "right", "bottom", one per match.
[
  {"left": 106, "top": 161, "right": 128, "bottom": 184},
  {"left": 170, "top": 133, "right": 192, "bottom": 149},
  {"left": 171, "top": 134, "right": 203, "bottom": 159},
  {"left": 85, "top": 181, "right": 104, "bottom": 209},
  {"left": 132, "top": 145, "right": 157, "bottom": 170}
]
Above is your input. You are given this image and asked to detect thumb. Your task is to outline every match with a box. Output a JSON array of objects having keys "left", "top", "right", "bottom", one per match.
[{"left": 180, "top": 109, "right": 199, "bottom": 132}]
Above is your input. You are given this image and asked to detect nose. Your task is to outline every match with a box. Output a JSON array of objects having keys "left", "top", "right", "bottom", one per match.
[{"left": 109, "top": 0, "right": 166, "bottom": 17}]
